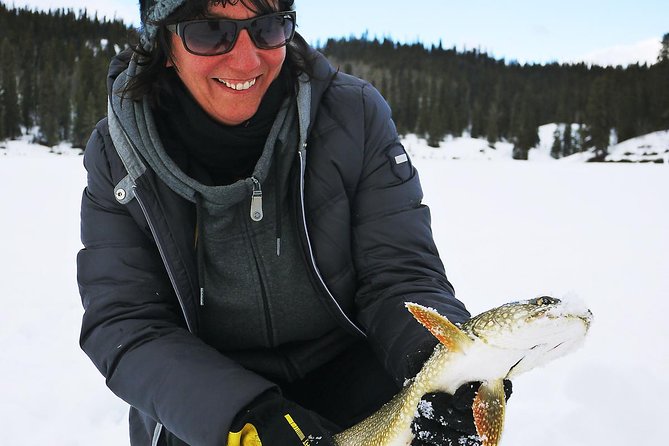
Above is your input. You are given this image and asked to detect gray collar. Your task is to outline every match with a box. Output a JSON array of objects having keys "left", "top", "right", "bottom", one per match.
[{"left": 108, "top": 57, "right": 312, "bottom": 214}]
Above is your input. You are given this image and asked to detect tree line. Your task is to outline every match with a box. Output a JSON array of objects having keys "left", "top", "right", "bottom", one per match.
[
  {"left": 1, "top": 4, "right": 668, "bottom": 160},
  {"left": 321, "top": 34, "right": 669, "bottom": 159}
]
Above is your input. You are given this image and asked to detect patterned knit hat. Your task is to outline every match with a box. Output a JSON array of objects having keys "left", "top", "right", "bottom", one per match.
[
  {"left": 139, "top": 0, "right": 187, "bottom": 48},
  {"left": 139, "top": 1, "right": 294, "bottom": 49}
]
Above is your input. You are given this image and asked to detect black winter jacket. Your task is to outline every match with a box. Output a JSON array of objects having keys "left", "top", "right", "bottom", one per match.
[{"left": 77, "top": 49, "right": 470, "bottom": 446}]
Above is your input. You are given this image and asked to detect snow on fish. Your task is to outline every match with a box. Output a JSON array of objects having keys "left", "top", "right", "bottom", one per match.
[{"left": 333, "top": 296, "right": 593, "bottom": 446}]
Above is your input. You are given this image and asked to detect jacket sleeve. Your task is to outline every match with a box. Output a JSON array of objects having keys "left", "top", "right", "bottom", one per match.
[
  {"left": 77, "top": 125, "right": 275, "bottom": 446},
  {"left": 351, "top": 84, "right": 471, "bottom": 385}
]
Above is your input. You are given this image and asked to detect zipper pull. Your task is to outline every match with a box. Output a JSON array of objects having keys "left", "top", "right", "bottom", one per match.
[{"left": 250, "top": 177, "right": 263, "bottom": 222}]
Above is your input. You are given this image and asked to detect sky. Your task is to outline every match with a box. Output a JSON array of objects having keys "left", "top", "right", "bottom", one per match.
[{"left": 5, "top": 0, "right": 668, "bottom": 66}]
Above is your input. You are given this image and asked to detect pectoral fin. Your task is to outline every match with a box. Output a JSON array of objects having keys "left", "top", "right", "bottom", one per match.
[
  {"left": 472, "top": 379, "right": 506, "bottom": 446},
  {"left": 405, "top": 303, "right": 473, "bottom": 352}
]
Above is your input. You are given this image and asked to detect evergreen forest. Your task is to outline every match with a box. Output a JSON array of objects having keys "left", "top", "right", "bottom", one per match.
[
  {"left": 1, "top": 3, "right": 668, "bottom": 160},
  {"left": 321, "top": 35, "right": 669, "bottom": 159},
  {"left": 0, "top": 4, "right": 135, "bottom": 148}
]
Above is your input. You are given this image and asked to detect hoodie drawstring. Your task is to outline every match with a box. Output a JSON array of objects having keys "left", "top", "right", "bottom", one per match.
[{"left": 274, "top": 151, "right": 282, "bottom": 257}]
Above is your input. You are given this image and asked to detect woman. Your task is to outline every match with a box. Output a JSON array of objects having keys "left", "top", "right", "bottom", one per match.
[{"left": 78, "top": 1, "right": 503, "bottom": 445}]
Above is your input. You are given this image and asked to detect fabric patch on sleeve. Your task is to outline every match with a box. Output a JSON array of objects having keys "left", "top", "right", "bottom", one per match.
[{"left": 387, "top": 144, "right": 414, "bottom": 183}]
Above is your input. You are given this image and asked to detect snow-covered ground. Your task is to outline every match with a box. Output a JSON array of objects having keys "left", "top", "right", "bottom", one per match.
[
  {"left": 404, "top": 124, "right": 669, "bottom": 164},
  {"left": 1, "top": 135, "right": 667, "bottom": 445}
]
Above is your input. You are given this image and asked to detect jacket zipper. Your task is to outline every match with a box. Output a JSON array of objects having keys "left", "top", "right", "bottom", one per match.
[
  {"left": 250, "top": 176, "right": 263, "bottom": 222},
  {"left": 241, "top": 202, "right": 275, "bottom": 347},
  {"left": 110, "top": 109, "right": 195, "bottom": 333},
  {"left": 297, "top": 149, "right": 366, "bottom": 338},
  {"left": 134, "top": 187, "right": 195, "bottom": 334}
]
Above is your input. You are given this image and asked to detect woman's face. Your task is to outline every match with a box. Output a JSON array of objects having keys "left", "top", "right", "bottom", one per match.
[{"left": 169, "top": 2, "right": 286, "bottom": 126}]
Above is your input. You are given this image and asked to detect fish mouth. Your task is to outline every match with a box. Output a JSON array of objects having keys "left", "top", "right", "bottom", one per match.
[
  {"left": 506, "top": 341, "right": 569, "bottom": 376},
  {"left": 549, "top": 341, "right": 565, "bottom": 351},
  {"left": 530, "top": 341, "right": 565, "bottom": 352},
  {"left": 508, "top": 356, "right": 526, "bottom": 375}
]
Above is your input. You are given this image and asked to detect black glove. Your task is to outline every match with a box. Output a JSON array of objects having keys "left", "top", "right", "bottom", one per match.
[
  {"left": 229, "top": 391, "right": 339, "bottom": 446},
  {"left": 410, "top": 380, "right": 513, "bottom": 446},
  {"left": 404, "top": 338, "right": 440, "bottom": 381}
]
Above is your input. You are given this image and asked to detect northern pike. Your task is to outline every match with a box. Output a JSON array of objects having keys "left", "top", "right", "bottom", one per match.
[{"left": 333, "top": 296, "right": 593, "bottom": 446}]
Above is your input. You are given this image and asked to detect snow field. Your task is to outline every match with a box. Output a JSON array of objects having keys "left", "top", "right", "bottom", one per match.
[
  {"left": 0, "top": 138, "right": 667, "bottom": 445},
  {"left": 414, "top": 158, "right": 668, "bottom": 445}
]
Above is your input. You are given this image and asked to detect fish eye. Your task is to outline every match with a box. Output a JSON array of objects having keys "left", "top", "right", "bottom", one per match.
[{"left": 535, "top": 296, "right": 557, "bottom": 305}]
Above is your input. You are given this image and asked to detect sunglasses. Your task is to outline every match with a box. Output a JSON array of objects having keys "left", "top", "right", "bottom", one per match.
[{"left": 166, "top": 11, "right": 296, "bottom": 56}]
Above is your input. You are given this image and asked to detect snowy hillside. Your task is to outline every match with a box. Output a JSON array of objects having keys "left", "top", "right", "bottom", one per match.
[
  {"left": 597, "top": 129, "right": 669, "bottom": 163},
  {"left": 403, "top": 125, "right": 669, "bottom": 163},
  {"left": 0, "top": 137, "right": 668, "bottom": 446},
  {"left": 0, "top": 135, "right": 83, "bottom": 158}
]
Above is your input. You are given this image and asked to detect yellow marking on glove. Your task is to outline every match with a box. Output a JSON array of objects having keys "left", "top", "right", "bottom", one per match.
[
  {"left": 227, "top": 423, "right": 262, "bottom": 446},
  {"left": 284, "top": 414, "right": 312, "bottom": 445}
]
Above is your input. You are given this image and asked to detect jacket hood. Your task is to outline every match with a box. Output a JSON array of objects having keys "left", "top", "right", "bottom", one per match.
[{"left": 107, "top": 48, "right": 133, "bottom": 99}]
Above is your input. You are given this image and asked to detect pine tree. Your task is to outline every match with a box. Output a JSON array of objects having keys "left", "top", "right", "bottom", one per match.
[
  {"left": 586, "top": 77, "right": 610, "bottom": 159},
  {"left": 485, "top": 83, "right": 503, "bottom": 145},
  {"left": 470, "top": 101, "right": 485, "bottom": 138},
  {"left": 575, "top": 124, "right": 589, "bottom": 153},
  {"left": 19, "top": 33, "right": 37, "bottom": 129},
  {"left": 562, "top": 123, "right": 573, "bottom": 156},
  {"left": 71, "top": 47, "right": 96, "bottom": 147},
  {"left": 415, "top": 76, "right": 432, "bottom": 140},
  {"left": 486, "top": 102, "right": 499, "bottom": 146},
  {"left": 0, "top": 39, "right": 21, "bottom": 139},
  {"left": 551, "top": 126, "right": 562, "bottom": 159},
  {"left": 37, "top": 51, "right": 59, "bottom": 146},
  {"left": 658, "top": 33, "right": 669, "bottom": 63},
  {"left": 509, "top": 93, "right": 538, "bottom": 160},
  {"left": 425, "top": 79, "right": 447, "bottom": 147},
  {"left": 20, "top": 68, "right": 36, "bottom": 129}
]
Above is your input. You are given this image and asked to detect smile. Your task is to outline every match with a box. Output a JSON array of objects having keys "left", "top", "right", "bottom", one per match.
[{"left": 215, "top": 77, "right": 257, "bottom": 91}]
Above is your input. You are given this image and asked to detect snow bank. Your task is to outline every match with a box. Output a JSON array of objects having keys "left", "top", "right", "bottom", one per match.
[{"left": 0, "top": 139, "right": 667, "bottom": 445}]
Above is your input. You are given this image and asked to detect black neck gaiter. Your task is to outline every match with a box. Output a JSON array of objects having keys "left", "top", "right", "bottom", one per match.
[{"left": 154, "top": 67, "right": 289, "bottom": 186}]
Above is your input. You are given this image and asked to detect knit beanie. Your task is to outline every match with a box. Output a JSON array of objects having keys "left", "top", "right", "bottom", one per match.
[
  {"left": 139, "top": 1, "right": 295, "bottom": 49},
  {"left": 139, "top": 0, "right": 187, "bottom": 48}
]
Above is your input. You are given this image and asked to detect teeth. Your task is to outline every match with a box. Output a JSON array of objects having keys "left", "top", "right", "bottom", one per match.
[{"left": 218, "top": 77, "right": 256, "bottom": 91}]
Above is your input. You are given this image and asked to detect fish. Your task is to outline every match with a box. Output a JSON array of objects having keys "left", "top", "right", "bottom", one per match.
[{"left": 333, "top": 296, "right": 593, "bottom": 446}]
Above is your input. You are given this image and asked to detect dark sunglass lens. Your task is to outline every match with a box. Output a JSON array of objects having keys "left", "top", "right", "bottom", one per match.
[
  {"left": 251, "top": 14, "right": 294, "bottom": 49},
  {"left": 184, "top": 21, "right": 237, "bottom": 55}
]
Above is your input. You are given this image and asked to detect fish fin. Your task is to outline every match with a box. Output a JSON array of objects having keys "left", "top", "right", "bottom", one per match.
[
  {"left": 472, "top": 379, "right": 506, "bottom": 446},
  {"left": 405, "top": 302, "right": 473, "bottom": 352}
]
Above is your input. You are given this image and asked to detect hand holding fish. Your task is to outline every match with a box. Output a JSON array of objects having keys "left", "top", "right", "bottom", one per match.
[
  {"left": 333, "top": 296, "right": 592, "bottom": 446},
  {"left": 410, "top": 381, "right": 513, "bottom": 446}
]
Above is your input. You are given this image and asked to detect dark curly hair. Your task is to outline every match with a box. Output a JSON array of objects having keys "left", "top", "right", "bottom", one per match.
[{"left": 122, "top": 0, "right": 316, "bottom": 104}]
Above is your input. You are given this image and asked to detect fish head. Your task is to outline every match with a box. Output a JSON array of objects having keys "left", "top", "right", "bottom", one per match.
[{"left": 463, "top": 296, "right": 593, "bottom": 377}]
